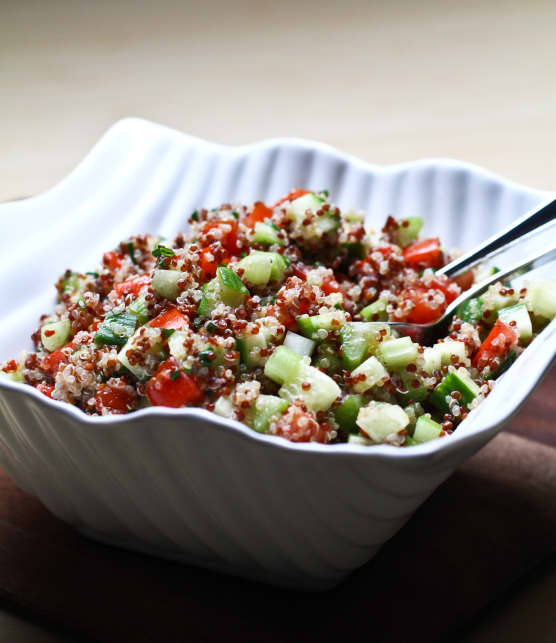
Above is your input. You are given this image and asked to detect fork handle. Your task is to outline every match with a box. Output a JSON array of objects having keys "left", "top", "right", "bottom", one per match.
[{"left": 437, "top": 196, "right": 556, "bottom": 277}]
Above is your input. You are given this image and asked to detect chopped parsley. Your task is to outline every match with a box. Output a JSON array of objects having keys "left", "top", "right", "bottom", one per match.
[
  {"left": 170, "top": 370, "right": 181, "bottom": 381},
  {"left": 191, "top": 210, "right": 199, "bottom": 221},
  {"left": 152, "top": 245, "right": 175, "bottom": 258},
  {"left": 231, "top": 211, "right": 239, "bottom": 219},
  {"left": 198, "top": 349, "right": 215, "bottom": 365},
  {"left": 162, "top": 328, "right": 175, "bottom": 339},
  {"left": 127, "top": 242, "right": 137, "bottom": 265},
  {"left": 86, "top": 271, "right": 99, "bottom": 278}
]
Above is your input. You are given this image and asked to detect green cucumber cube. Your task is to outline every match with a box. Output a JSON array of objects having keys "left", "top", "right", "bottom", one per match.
[
  {"left": 360, "top": 298, "right": 388, "bottom": 322},
  {"left": 376, "top": 336, "right": 418, "bottom": 370},
  {"left": 340, "top": 321, "right": 390, "bottom": 370},
  {"left": 430, "top": 367, "right": 480, "bottom": 413},
  {"left": 253, "top": 395, "right": 289, "bottom": 433},
  {"left": 236, "top": 253, "right": 272, "bottom": 285},
  {"left": 350, "top": 356, "right": 389, "bottom": 393},
  {"left": 396, "top": 217, "right": 423, "bottom": 247},
  {"left": 152, "top": 269, "right": 183, "bottom": 301},
  {"left": 278, "top": 363, "right": 341, "bottom": 412},
  {"left": 334, "top": 394, "right": 363, "bottom": 434},
  {"left": 252, "top": 222, "right": 285, "bottom": 246},
  {"left": 413, "top": 415, "right": 443, "bottom": 443},
  {"left": 264, "top": 345, "right": 304, "bottom": 385},
  {"left": 527, "top": 279, "right": 556, "bottom": 321},
  {"left": 41, "top": 319, "right": 71, "bottom": 352},
  {"left": 498, "top": 303, "right": 532, "bottom": 341},
  {"left": 356, "top": 401, "right": 409, "bottom": 443}
]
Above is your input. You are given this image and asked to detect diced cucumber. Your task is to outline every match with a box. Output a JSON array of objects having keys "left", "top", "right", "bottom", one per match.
[
  {"left": 403, "top": 402, "right": 424, "bottom": 430},
  {"left": 528, "top": 279, "right": 556, "bottom": 320},
  {"left": 128, "top": 294, "right": 149, "bottom": 325},
  {"left": 435, "top": 340, "right": 468, "bottom": 366},
  {"left": 214, "top": 396, "right": 235, "bottom": 419},
  {"left": 404, "top": 435, "right": 418, "bottom": 446},
  {"left": 41, "top": 319, "right": 71, "bottom": 352},
  {"left": 117, "top": 327, "right": 164, "bottom": 380},
  {"left": 456, "top": 297, "right": 483, "bottom": 325},
  {"left": 253, "top": 395, "right": 289, "bottom": 433},
  {"left": 334, "top": 394, "right": 363, "bottom": 434},
  {"left": 313, "top": 342, "right": 343, "bottom": 374},
  {"left": 152, "top": 269, "right": 183, "bottom": 301},
  {"left": 287, "top": 193, "right": 340, "bottom": 236},
  {"left": 94, "top": 312, "right": 137, "bottom": 347},
  {"left": 278, "top": 363, "right": 341, "bottom": 412},
  {"left": 475, "top": 264, "right": 499, "bottom": 283},
  {"left": 350, "top": 356, "right": 389, "bottom": 393},
  {"left": 217, "top": 266, "right": 249, "bottom": 304},
  {"left": 413, "top": 415, "right": 443, "bottom": 443},
  {"left": 168, "top": 330, "right": 189, "bottom": 361},
  {"left": 236, "top": 317, "right": 283, "bottom": 367},
  {"left": 297, "top": 311, "right": 346, "bottom": 342},
  {"left": 395, "top": 217, "right": 423, "bottom": 247},
  {"left": 396, "top": 371, "right": 428, "bottom": 405},
  {"left": 340, "top": 321, "right": 390, "bottom": 370},
  {"left": 283, "top": 331, "right": 315, "bottom": 356},
  {"left": 197, "top": 279, "right": 221, "bottom": 318},
  {"left": 348, "top": 434, "right": 373, "bottom": 446},
  {"left": 481, "top": 283, "right": 519, "bottom": 319},
  {"left": 376, "top": 336, "right": 418, "bottom": 371},
  {"left": 498, "top": 303, "right": 532, "bottom": 341},
  {"left": 264, "top": 345, "right": 304, "bottom": 385},
  {"left": 360, "top": 298, "right": 388, "bottom": 322},
  {"left": 430, "top": 367, "right": 480, "bottom": 413},
  {"left": 342, "top": 242, "right": 366, "bottom": 259},
  {"left": 421, "top": 346, "right": 441, "bottom": 374},
  {"left": 356, "top": 401, "right": 409, "bottom": 443},
  {"left": 252, "top": 222, "right": 285, "bottom": 246},
  {"left": 266, "top": 252, "right": 288, "bottom": 282},
  {"left": 341, "top": 209, "right": 364, "bottom": 223},
  {"left": 236, "top": 252, "right": 272, "bottom": 286}
]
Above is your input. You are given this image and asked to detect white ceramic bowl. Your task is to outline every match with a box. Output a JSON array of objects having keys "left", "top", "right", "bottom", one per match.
[{"left": 0, "top": 118, "right": 555, "bottom": 590}]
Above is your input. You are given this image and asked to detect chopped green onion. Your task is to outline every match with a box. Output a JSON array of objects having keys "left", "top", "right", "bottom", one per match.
[
  {"left": 86, "top": 271, "right": 99, "bottom": 278},
  {"left": 152, "top": 245, "right": 175, "bottom": 258}
]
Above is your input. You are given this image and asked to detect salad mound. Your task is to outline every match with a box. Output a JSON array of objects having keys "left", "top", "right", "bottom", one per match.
[{"left": 2, "top": 189, "right": 555, "bottom": 447}]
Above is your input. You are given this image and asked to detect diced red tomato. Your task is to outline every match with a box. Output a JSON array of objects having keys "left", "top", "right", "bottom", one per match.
[
  {"left": 472, "top": 319, "right": 518, "bottom": 372},
  {"left": 402, "top": 238, "right": 443, "bottom": 269},
  {"left": 200, "top": 247, "right": 220, "bottom": 276},
  {"left": 202, "top": 219, "right": 238, "bottom": 254},
  {"left": 146, "top": 358, "right": 203, "bottom": 408},
  {"left": 453, "top": 270, "right": 474, "bottom": 292},
  {"left": 321, "top": 277, "right": 341, "bottom": 295},
  {"left": 103, "top": 251, "right": 123, "bottom": 270},
  {"left": 292, "top": 263, "right": 308, "bottom": 281},
  {"left": 149, "top": 307, "right": 189, "bottom": 330},
  {"left": 423, "top": 275, "right": 460, "bottom": 305},
  {"left": 41, "top": 343, "right": 73, "bottom": 375},
  {"left": 243, "top": 201, "right": 273, "bottom": 228},
  {"left": 114, "top": 275, "right": 151, "bottom": 297},
  {"left": 2, "top": 360, "right": 18, "bottom": 373},
  {"left": 36, "top": 382, "right": 54, "bottom": 398},
  {"left": 274, "top": 406, "right": 328, "bottom": 443},
  {"left": 272, "top": 189, "right": 310, "bottom": 207},
  {"left": 399, "top": 287, "right": 445, "bottom": 324},
  {"left": 95, "top": 379, "right": 137, "bottom": 415}
]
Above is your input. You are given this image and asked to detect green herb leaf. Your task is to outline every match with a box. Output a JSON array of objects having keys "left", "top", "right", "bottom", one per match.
[
  {"left": 127, "top": 242, "right": 137, "bottom": 265},
  {"left": 231, "top": 211, "right": 239, "bottom": 219},
  {"left": 86, "top": 271, "right": 99, "bottom": 278},
  {"left": 152, "top": 245, "right": 175, "bottom": 258},
  {"left": 162, "top": 328, "right": 175, "bottom": 339},
  {"left": 94, "top": 312, "right": 137, "bottom": 347},
  {"left": 205, "top": 321, "right": 218, "bottom": 333},
  {"left": 191, "top": 210, "right": 199, "bottom": 221},
  {"left": 198, "top": 349, "right": 215, "bottom": 365},
  {"left": 170, "top": 369, "right": 181, "bottom": 381}
]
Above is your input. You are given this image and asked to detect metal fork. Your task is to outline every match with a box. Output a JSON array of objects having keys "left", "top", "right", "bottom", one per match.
[{"left": 387, "top": 197, "right": 556, "bottom": 345}]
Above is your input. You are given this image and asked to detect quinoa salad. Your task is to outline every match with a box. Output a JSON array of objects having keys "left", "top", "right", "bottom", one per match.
[{"left": 2, "top": 189, "right": 555, "bottom": 446}]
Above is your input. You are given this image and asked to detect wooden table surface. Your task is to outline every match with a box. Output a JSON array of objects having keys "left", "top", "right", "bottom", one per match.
[{"left": 1, "top": 0, "right": 555, "bottom": 641}]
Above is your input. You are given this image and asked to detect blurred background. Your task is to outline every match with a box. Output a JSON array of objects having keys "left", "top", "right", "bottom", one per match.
[
  {"left": 0, "top": 1, "right": 555, "bottom": 642},
  {"left": 1, "top": 0, "right": 556, "bottom": 202}
]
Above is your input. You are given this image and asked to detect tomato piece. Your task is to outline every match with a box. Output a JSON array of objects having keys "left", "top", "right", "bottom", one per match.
[
  {"left": 149, "top": 307, "right": 189, "bottom": 330},
  {"left": 423, "top": 275, "right": 460, "bottom": 304},
  {"left": 103, "top": 250, "right": 123, "bottom": 270},
  {"left": 272, "top": 189, "right": 310, "bottom": 207},
  {"left": 398, "top": 284, "right": 453, "bottom": 324},
  {"left": 114, "top": 275, "right": 151, "bottom": 297},
  {"left": 472, "top": 319, "right": 518, "bottom": 372},
  {"left": 403, "top": 238, "right": 442, "bottom": 269},
  {"left": 201, "top": 219, "right": 238, "bottom": 254},
  {"left": 146, "top": 358, "right": 203, "bottom": 408},
  {"left": 36, "top": 382, "right": 54, "bottom": 398},
  {"left": 321, "top": 278, "right": 341, "bottom": 295},
  {"left": 2, "top": 360, "right": 18, "bottom": 373},
  {"left": 453, "top": 270, "right": 474, "bottom": 292},
  {"left": 243, "top": 201, "right": 273, "bottom": 228},
  {"left": 200, "top": 247, "right": 219, "bottom": 276},
  {"left": 95, "top": 379, "right": 137, "bottom": 415},
  {"left": 274, "top": 406, "right": 328, "bottom": 443},
  {"left": 292, "top": 263, "right": 307, "bottom": 281},
  {"left": 41, "top": 343, "right": 73, "bottom": 375}
]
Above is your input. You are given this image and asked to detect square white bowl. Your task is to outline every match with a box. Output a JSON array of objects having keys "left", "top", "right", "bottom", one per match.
[{"left": 0, "top": 118, "right": 554, "bottom": 589}]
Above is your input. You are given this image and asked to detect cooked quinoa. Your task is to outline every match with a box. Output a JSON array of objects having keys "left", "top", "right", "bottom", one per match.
[{"left": 2, "top": 189, "right": 555, "bottom": 446}]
